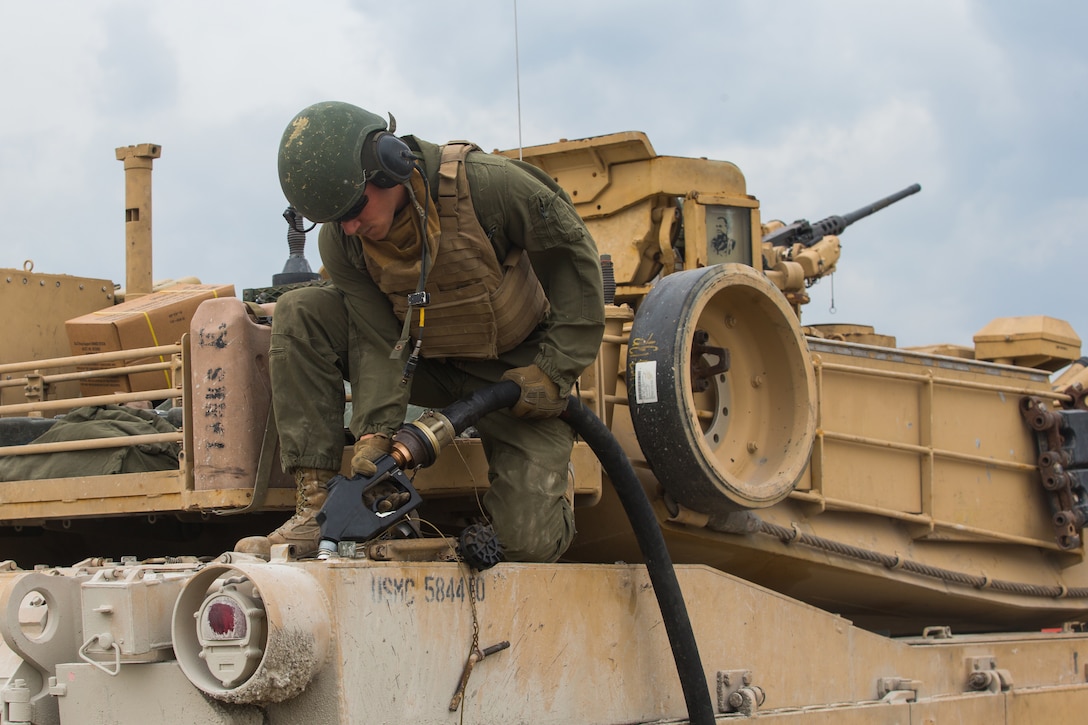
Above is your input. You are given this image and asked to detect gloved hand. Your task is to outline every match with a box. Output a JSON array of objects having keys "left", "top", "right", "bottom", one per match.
[
  {"left": 363, "top": 481, "right": 412, "bottom": 513},
  {"left": 352, "top": 433, "right": 392, "bottom": 477},
  {"left": 501, "top": 364, "right": 567, "bottom": 419}
]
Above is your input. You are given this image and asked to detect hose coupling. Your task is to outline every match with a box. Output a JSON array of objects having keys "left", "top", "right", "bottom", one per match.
[{"left": 392, "top": 410, "right": 456, "bottom": 469}]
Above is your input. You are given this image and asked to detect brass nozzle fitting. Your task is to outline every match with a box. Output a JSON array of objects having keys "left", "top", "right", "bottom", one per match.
[{"left": 391, "top": 410, "right": 456, "bottom": 469}]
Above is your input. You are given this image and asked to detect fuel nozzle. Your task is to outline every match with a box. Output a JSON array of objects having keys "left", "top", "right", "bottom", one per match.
[
  {"left": 318, "top": 387, "right": 520, "bottom": 559},
  {"left": 317, "top": 455, "right": 423, "bottom": 556}
]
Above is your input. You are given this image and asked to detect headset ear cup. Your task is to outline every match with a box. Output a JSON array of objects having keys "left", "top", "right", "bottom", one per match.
[{"left": 367, "top": 132, "right": 414, "bottom": 187}]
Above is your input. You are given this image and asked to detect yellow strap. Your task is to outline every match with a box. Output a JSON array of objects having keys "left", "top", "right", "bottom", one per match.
[{"left": 142, "top": 311, "right": 173, "bottom": 387}]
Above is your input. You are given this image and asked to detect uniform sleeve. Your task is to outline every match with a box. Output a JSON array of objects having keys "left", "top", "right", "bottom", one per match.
[
  {"left": 470, "top": 157, "right": 606, "bottom": 393},
  {"left": 318, "top": 224, "right": 410, "bottom": 437}
]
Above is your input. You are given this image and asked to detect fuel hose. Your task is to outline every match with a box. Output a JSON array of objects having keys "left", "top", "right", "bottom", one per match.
[{"left": 432, "top": 380, "right": 715, "bottom": 725}]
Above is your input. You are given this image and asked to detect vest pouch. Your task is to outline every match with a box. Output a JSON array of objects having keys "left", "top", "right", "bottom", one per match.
[
  {"left": 493, "top": 248, "right": 549, "bottom": 354},
  {"left": 396, "top": 282, "right": 499, "bottom": 360}
]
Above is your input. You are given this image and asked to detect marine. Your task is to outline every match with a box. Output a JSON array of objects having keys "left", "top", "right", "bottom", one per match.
[{"left": 237, "top": 101, "right": 605, "bottom": 562}]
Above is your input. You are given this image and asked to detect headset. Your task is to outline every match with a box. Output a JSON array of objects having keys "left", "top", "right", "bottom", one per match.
[{"left": 362, "top": 130, "right": 418, "bottom": 188}]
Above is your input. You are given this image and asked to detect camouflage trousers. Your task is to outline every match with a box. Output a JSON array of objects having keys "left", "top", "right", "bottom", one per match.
[{"left": 269, "top": 285, "right": 575, "bottom": 563}]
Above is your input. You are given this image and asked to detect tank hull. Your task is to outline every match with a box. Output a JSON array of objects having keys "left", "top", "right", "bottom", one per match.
[
  {"left": 3, "top": 558, "right": 1087, "bottom": 724},
  {"left": 3, "top": 129, "right": 1088, "bottom": 722}
]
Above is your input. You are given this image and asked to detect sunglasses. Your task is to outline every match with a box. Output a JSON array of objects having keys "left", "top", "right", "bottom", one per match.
[{"left": 336, "top": 192, "right": 369, "bottom": 223}]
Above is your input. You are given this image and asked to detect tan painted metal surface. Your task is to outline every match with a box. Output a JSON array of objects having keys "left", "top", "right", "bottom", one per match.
[
  {"left": 114, "top": 143, "right": 161, "bottom": 299},
  {"left": 0, "top": 559, "right": 1084, "bottom": 723},
  {"left": 2, "top": 133, "right": 1088, "bottom": 722},
  {"left": 0, "top": 266, "right": 114, "bottom": 409},
  {"left": 189, "top": 298, "right": 292, "bottom": 493}
]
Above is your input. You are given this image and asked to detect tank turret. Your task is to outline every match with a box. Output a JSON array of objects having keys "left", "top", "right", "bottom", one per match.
[{"left": 0, "top": 133, "right": 1086, "bottom": 724}]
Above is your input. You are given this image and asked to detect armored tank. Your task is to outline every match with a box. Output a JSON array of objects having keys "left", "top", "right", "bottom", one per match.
[{"left": 0, "top": 132, "right": 1085, "bottom": 723}]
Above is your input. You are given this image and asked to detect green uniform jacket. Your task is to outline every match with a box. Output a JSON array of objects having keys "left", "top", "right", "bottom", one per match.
[{"left": 318, "top": 136, "right": 605, "bottom": 437}]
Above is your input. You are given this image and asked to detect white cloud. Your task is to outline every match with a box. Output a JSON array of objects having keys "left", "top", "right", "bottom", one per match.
[{"left": 0, "top": 0, "right": 1086, "bottom": 352}]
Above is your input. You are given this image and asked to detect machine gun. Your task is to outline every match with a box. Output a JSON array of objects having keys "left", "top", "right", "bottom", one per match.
[{"left": 762, "top": 183, "right": 921, "bottom": 248}]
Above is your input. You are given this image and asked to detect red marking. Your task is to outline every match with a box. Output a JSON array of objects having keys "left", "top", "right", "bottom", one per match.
[{"left": 207, "top": 601, "right": 238, "bottom": 636}]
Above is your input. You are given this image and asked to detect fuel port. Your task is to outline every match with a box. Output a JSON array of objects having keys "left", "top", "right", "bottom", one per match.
[
  {"left": 195, "top": 578, "right": 266, "bottom": 688},
  {"left": 171, "top": 563, "right": 330, "bottom": 704}
]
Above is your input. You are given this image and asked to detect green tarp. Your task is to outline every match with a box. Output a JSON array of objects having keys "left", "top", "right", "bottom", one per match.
[{"left": 0, "top": 405, "right": 180, "bottom": 482}]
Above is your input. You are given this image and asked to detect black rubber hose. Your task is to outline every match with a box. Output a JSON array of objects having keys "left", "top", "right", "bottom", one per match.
[
  {"left": 439, "top": 380, "right": 715, "bottom": 725},
  {"left": 441, "top": 381, "right": 521, "bottom": 434}
]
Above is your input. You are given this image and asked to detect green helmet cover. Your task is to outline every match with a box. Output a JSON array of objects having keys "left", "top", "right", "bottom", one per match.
[{"left": 278, "top": 101, "right": 388, "bottom": 222}]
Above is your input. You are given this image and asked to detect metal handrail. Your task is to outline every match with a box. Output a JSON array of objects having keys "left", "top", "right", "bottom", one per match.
[
  {"left": 0, "top": 389, "right": 179, "bottom": 417},
  {"left": 0, "top": 432, "right": 183, "bottom": 458},
  {"left": 0, "top": 344, "right": 182, "bottom": 376},
  {"left": 0, "top": 361, "right": 175, "bottom": 390},
  {"left": 0, "top": 343, "right": 183, "bottom": 417}
]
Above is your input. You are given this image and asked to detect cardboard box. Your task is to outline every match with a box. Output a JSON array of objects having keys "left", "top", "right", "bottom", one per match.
[{"left": 66, "top": 284, "right": 235, "bottom": 395}]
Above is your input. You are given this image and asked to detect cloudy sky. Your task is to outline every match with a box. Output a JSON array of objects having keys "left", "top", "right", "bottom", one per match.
[{"left": 2, "top": 0, "right": 1086, "bottom": 351}]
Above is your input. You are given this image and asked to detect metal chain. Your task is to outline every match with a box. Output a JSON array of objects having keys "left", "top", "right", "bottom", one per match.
[{"left": 453, "top": 564, "right": 483, "bottom": 721}]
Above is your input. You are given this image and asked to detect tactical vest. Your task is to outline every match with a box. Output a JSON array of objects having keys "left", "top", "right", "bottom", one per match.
[{"left": 361, "top": 142, "right": 549, "bottom": 359}]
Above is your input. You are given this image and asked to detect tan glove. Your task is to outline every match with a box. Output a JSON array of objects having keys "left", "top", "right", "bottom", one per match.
[
  {"left": 501, "top": 364, "right": 567, "bottom": 419},
  {"left": 351, "top": 433, "right": 392, "bottom": 477},
  {"left": 362, "top": 481, "right": 412, "bottom": 513}
]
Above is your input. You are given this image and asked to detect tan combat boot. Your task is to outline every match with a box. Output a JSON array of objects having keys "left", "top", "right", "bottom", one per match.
[{"left": 235, "top": 468, "right": 338, "bottom": 558}]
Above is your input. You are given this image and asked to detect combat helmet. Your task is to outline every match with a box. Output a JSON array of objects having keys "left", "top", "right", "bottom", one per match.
[{"left": 278, "top": 101, "right": 395, "bottom": 223}]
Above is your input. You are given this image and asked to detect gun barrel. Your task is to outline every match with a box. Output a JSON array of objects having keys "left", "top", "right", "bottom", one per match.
[
  {"left": 840, "top": 183, "right": 921, "bottom": 227},
  {"left": 763, "top": 182, "right": 922, "bottom": 249}
]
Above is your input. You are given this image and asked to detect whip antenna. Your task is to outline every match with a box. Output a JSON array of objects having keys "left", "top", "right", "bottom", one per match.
[{"left": 514, "top": 0, "right": 523, "bottom": 159}]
